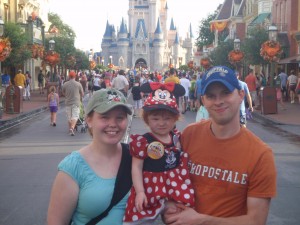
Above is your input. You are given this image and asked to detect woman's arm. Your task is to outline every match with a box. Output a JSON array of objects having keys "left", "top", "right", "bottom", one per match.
[
  {"left": 132, "top": 157, "right": 147, "bottom": 212},
  {"left": 47, "top": 171, "right": 79, "bottom": 225}
]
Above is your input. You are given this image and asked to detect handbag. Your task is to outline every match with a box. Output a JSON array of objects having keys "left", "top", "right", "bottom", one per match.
[{"left": 70, "top": 143, "right": 132, "bottom": 225}]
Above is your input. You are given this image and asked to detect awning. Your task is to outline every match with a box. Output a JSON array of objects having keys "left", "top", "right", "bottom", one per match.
[
  {"left": 278, "top": 55, "right": 300, "bottom": 64},
  {"left": 248, "top": 13, "right": 271, "bottom": 26}
]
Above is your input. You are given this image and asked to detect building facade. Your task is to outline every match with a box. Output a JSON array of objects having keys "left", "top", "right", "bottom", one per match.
[{"left": 100, "top": 0, "right": 194, "bottom": 71}]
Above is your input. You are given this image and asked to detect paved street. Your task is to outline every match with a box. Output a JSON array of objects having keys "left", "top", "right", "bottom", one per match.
[{"left": 0, "top": 95, "right": 300, "bottom": 225}]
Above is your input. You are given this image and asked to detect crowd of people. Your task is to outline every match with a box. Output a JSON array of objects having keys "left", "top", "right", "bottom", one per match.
[{"left": 46, "top": 65, "right": 280, "bottom": 225}]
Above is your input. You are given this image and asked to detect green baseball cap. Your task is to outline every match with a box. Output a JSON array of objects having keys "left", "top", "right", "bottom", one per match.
[{"left": 85, "top": 88, "right": 132, "bottom": 116}]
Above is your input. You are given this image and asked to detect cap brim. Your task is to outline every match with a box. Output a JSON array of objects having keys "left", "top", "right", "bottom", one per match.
[
  {"left": 93, "top": 103, "right": 132, "bottom": 115},
  {"left": 143, "top": 105, "right": 179, "bottom": 114},
  {"left": 201, "top": 79, "right": 235, "bottom": 95}
]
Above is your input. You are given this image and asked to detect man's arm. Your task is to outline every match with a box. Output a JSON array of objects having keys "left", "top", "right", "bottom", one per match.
[{"left": 164, "top": 197, "right": 271, "bottom": 225}]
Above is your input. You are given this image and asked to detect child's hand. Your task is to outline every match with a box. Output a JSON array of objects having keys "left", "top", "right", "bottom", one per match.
[{"left": 135, "top": 192, "right": 148, "bottom": 212}]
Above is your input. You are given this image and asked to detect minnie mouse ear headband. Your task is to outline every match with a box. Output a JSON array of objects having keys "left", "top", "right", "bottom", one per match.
[{"left": 140, "top": 82, "right": 185, "bottom": 114}]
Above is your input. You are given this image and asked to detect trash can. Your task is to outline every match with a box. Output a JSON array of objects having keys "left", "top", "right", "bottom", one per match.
[
  {"left": 260, "top": 86, "right": 277, "bottom": 115},
  {"left": 5, "top": 85, "right": 23, "bottom": 114}
]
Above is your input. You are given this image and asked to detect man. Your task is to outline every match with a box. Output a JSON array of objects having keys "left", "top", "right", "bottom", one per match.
[
  {"left": 164, "top": 68, "right": 180, "bottom": 84},
  {"left": 179, "top": 72, "right": 191, "bottom": 113},
  {"left": 237, "top": 72, "right": 253, "bottom": 127},
  {"left": 14, "top": 69, "right": 26, "bottom": 88},
  {"left": 164, "top": 66, "right": 276, "bottom": 225},
  {"left": 111, "top": 69, "right": 129, "bottom": 97},
  {"left": 278, "top": 69, "right": 288, "bottom": 101},
  {"left": 62, "top": 70, "right": 84, "bottom": 136},
  {"left": 14, "top": 69, "right": 26, "bottom": 100},
  {"left": 38, "top": 70, "right": 45, "bottom": 94},
  {"left": 244, "top": 69, "right": 257, "bottom": 106}
]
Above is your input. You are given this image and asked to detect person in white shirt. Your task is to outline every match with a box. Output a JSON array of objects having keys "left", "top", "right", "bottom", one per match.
[
  {"left": 179, "top": 72, "right": 191, "bottom": 114},
  {"left": 112, "top": 69, "right": 129, "bottom": 97},
  {"left": 287, "top": 70, "right": 298, "bottom": 103}
]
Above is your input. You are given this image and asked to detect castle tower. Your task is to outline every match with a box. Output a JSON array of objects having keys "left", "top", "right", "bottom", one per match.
[
  {"left": 117, "top": 18, "right": 130, "bottom": 69},
  {"left": 153, "top": 17, "right": 165, "bottom": 70}
]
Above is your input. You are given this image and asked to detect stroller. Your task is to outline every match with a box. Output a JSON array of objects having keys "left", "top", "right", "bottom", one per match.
[{"left": 74, "top": 102, "right": 88, "bottom": 133}]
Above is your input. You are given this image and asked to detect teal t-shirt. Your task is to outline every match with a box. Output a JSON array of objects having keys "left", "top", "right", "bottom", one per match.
[{"left": 58, "top": 151, "right": 129, "bottom": 225}]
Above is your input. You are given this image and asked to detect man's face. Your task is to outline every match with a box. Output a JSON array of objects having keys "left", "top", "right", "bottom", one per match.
[{"left": 202, "top": 82, "right": 244, "bottom": 126}]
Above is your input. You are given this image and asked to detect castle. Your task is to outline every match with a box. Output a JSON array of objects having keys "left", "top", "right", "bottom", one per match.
[{"left": 101, "top": 0, "right": 194, "bottom": 71}]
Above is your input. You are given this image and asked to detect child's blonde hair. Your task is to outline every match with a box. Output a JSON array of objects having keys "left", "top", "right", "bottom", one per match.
[{"left": 49, "top": 86, "right": 56, "bottom": 93}]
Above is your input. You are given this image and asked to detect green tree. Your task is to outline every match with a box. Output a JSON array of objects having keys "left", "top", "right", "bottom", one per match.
[
  {"left": 195, "top": 11, "right": 228, "bottom": 50},
  {"left": 209, "top": 40, "right": 234, "bottom": 69},
  {"left": 2, "top": 23, "right": 32, "bottom": 74},
  {"left": 48, "top": 13, "right": 76, "bottom": 39},
  {"left": 241, "top": 26, "right": 269, "bottom": 66},
  {"left": 74, "top": 50, "right": 89, "bottom": 71}
]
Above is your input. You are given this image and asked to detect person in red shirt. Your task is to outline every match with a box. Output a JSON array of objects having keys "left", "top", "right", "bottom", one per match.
[{"left": 245, "top": 69, "right": 257, "bottom": 106}]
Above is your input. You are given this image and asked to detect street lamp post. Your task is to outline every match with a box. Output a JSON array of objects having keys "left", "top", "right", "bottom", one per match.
[
  {"left": 0, "top": 16, "right": 4, "bottom": 118},
  {"left": 228, "top": 38, "right": 244, "bottom": 71},
  {"left": 0, "top": 16, "right": 4, "bottom": 74},
  {"left": 101, "top": 59, "right": 104, "bottom": 66},
  {"left": 268, "top": 26, "right": 278, "bottom": 87},
  {"left": 48, "top": 39, "right": 55, "bottom": 80}
]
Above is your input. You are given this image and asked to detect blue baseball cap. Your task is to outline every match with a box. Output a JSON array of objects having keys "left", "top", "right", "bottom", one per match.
[{"left": 201, "top": 66, "right": 241, "bottom": 95}]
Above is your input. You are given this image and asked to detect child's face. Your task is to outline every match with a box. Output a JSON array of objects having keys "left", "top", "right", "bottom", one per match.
[{"left": 146, "top": 110, "right": 177, "bottom": 137}]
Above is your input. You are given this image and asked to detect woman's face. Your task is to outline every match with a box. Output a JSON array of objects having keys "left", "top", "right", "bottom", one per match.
[{"left": 87, "top": 106, "right": 128, "bottom": 145}]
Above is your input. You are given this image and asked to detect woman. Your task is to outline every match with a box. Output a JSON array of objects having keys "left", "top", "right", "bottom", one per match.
[{"left": 47, "top": 88, "right": 132, "bottom": 225}]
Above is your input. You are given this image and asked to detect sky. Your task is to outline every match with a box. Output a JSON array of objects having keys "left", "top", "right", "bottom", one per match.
[{"left": 48, "top": 0, "right": 224, "bottom": 52}]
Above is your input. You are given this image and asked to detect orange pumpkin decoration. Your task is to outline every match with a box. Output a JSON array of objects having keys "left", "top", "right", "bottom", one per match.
[
  {"left": 260, "top": 40, "right": 282, "bottom": 62},
  {"left": 169, "top": 63, "right": 174, "bottom": 69},
  {"left": 228, "top": 50, "right": 244, "bottom": 64},
  {"left": 0, "top": 38, "right": 12, "bottom": 62},
  {"left": 44, "top": 51, "right": 60, "bottom": 66},
  {"left": 108, "top": 63, "right": 114, "bottom": 69}
]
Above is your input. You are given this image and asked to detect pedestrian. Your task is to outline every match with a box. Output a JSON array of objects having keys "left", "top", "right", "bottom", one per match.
[
  {"left": 1, "top": 70, "right": 11, "bottom": 98},
  {"left": 179, "top": 72, "right": 191, "bottom": 113},
  {"left": 14, "top": 69, "right": 26, "bottom": 87},
  {"left": 163, "top": 66, "right": 277, "bottom": 225},
  {"left": 297, "top": 72, "right": 300, "bottom": 104},
  {"left": 287, "top": 70, "right": 298, "bottom": 104},
  {"left": 47, "top": 88, "right": 133, "bottom": 225},
  {"left": 237, "top": 72, "right": 253, "bottom": 127},
  {"left": 278, "top": 69, "right": 288, "bottom": 101},
  {"left": 47, "top": 86, "right": 59, "bottom": 126},
  {"left": 24, "top": 71, "right": 31, "bottom": 100},
  {"left": 274, "top": 73, "right": 286, "bottom": 110},
  {"left": 38, "top": 70, "right": 45, "bottom": 94},
  {"left": 195, "top": 72, "right": 203, "bottom": 110},
  {"left": 164, "top": 68, "right": 180, "bottom": 84},
  {"left": 111, "top": 69, "right": 129, "bottom": 97},
  {"left": 189, "top": 74, "right": 197, "bottom": 112},
  {"left": 62, "top": 70, "right": 84, "bottom": 136},
  {"left": 123, "top": 82, "right": 194, "bottom": 224},
  {"left": 93, "top": 70, "right": 101, "bottom": 92},
  {"left": 131, "top": 76, "right": 142, "bottom": 117},
  {"left": 245, "top": 69, "right": 257, "bottom": 106}
]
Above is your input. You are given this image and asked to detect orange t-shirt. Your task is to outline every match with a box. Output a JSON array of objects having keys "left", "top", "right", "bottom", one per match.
[
  {"left": 245, "top": 73, "right": 257, "bottom": 92},
  {"left": 181, "top": 120, "right": 276, "bottom": 217}
]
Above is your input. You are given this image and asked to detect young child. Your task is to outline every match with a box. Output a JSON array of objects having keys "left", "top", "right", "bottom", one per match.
[
  {"left": 123, "top": 82, "right": 195, "bottom": 224},
  {"left": 48, "top": 86, "right": 59, "bottom": 126},
  {"left": 131, "top": 76, "right": 143, "bottom": 117}
]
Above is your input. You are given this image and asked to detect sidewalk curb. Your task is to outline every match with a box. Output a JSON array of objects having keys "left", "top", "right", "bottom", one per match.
[
  {"left": 0, "top": 100, "right": 65, "bottom": 133},
  {"left": 0, "top": 106, "right": 48, "bottom": 132},
  {"left": 252, "top": 111, "right": 284, "bottom": 125}
]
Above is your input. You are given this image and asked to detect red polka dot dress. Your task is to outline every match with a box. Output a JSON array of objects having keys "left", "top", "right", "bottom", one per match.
[{"left": 123, "top": 132, "right": 195, "bottom": 223}]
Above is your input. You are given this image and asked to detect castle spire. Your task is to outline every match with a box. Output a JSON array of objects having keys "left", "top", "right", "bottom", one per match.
[
  {"left": 154, "top": 17, "right": 162, "bottom": 34},
  {"left": 170, "top": 18, "right": 176, "bottom": 30}
]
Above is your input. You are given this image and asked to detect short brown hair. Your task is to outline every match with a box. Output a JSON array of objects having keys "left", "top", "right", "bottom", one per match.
[{"left": 142, "top": 109, "right": 180, "bottom": 125}]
